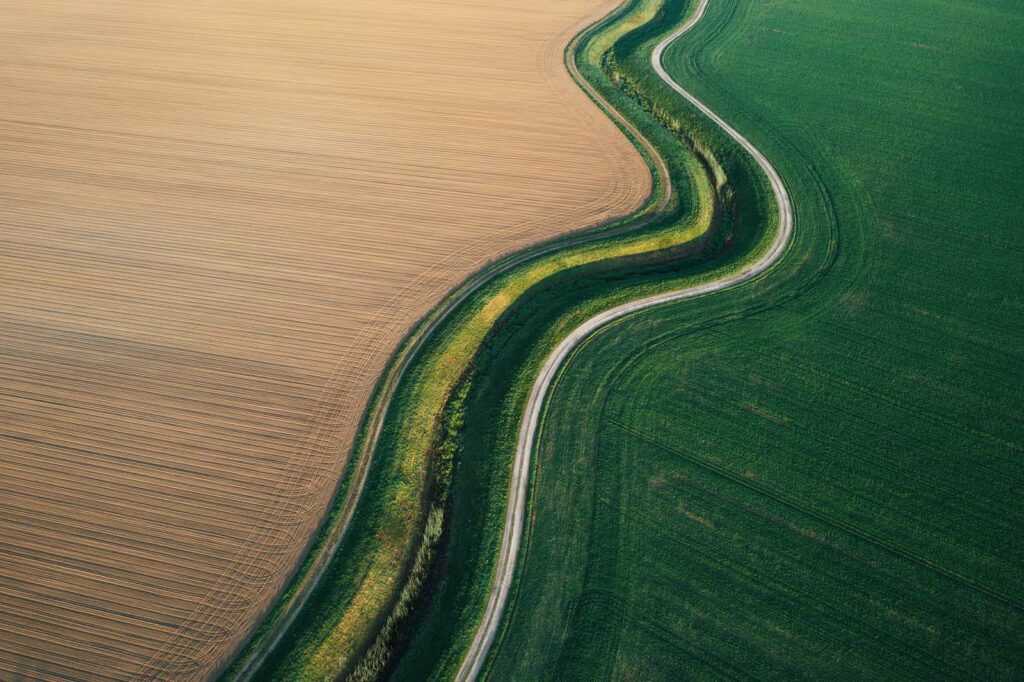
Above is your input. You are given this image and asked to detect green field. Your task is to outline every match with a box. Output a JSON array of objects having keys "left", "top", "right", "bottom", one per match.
[
  {"left": 230, "top": 0, "right": 1023, "bottom": 678},
  {"left": 488, "top": 0, "right": 1024, "bottom": 679}
]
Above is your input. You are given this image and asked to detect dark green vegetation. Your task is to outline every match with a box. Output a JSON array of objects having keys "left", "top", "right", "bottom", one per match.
[
  {"left": 388, "top": 0, "right": 783, "bottom": 678},
  {"left": 228, "top": 0, "right": 768, "bottom": 677},
  {"left": 491, "top": 0, "right": 1024, "bottom": 679}
]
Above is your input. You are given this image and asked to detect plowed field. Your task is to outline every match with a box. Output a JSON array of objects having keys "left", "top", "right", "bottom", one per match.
[{"left": 0, "top": 0, "right": 649, "bottom": 678}]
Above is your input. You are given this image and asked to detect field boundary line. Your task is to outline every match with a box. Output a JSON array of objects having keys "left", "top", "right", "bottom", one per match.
[
  {"left": 220, "top": 3, "right": 679, "bottom": 678},
  {"left": 455, "top": 0, "right": 797, "bottom": 678}
]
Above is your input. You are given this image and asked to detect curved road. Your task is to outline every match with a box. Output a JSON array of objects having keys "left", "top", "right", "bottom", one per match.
[
  {"left": 228, "top": 4, "right": 677, "bottom": 679},
  {"left": 456, "top": 0, "right": 794, "bottom": 679}
]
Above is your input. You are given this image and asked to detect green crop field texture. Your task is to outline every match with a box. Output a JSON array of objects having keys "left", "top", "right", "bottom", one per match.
[{"left": 490, "top": 0, "right": 1024, "bottom": 680}]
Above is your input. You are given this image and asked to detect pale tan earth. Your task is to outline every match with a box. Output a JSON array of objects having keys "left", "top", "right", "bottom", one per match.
[{"left": 0, "top": 0, "right": 649, "bottom": 679}]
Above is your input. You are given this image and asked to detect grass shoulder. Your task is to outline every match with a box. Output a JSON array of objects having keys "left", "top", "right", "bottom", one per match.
[{"left": 222, "top": 0, "right": 780, "bottom": 678}]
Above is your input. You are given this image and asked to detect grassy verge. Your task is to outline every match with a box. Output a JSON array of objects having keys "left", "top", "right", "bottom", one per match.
[
  {"left": 223, "top": 0, "right": 783, "bottom": 678},
  {"left": 387, "top": 0, "right": 784, "bottom": 679}
]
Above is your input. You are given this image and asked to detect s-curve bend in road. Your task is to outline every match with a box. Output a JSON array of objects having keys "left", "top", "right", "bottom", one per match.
[
  {"left": 1, "top": 0, "right": 655, "bottom": 678},
  {"left": 456, "top": 0, "right": 794, "bottom": 679}
]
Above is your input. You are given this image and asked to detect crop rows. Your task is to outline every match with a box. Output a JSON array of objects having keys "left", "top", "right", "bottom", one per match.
[
  {"left": 491, "top": 0, "right": 1024, "bottom": 678},
  {"left": 0, "top": 0, "right": 650, "bottom": 678}
]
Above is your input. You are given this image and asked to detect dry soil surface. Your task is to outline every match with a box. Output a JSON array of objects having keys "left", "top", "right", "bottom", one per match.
[{"left": 0, "top": 1, "right": 649, "bottom": 679}]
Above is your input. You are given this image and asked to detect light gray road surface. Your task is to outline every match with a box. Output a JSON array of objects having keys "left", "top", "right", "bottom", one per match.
[{"left": 455, "top": 0, "right": 794, "bottom": 678}]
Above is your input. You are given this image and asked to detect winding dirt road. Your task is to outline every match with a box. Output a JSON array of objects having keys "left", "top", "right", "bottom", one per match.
[{"left": 455, "top": 0, "right": 794, "bottom": 678}]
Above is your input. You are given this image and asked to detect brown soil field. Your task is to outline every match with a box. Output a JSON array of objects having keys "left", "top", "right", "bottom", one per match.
[{"left": 0, "top": 0, "right": 648, "bottom": 679}]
